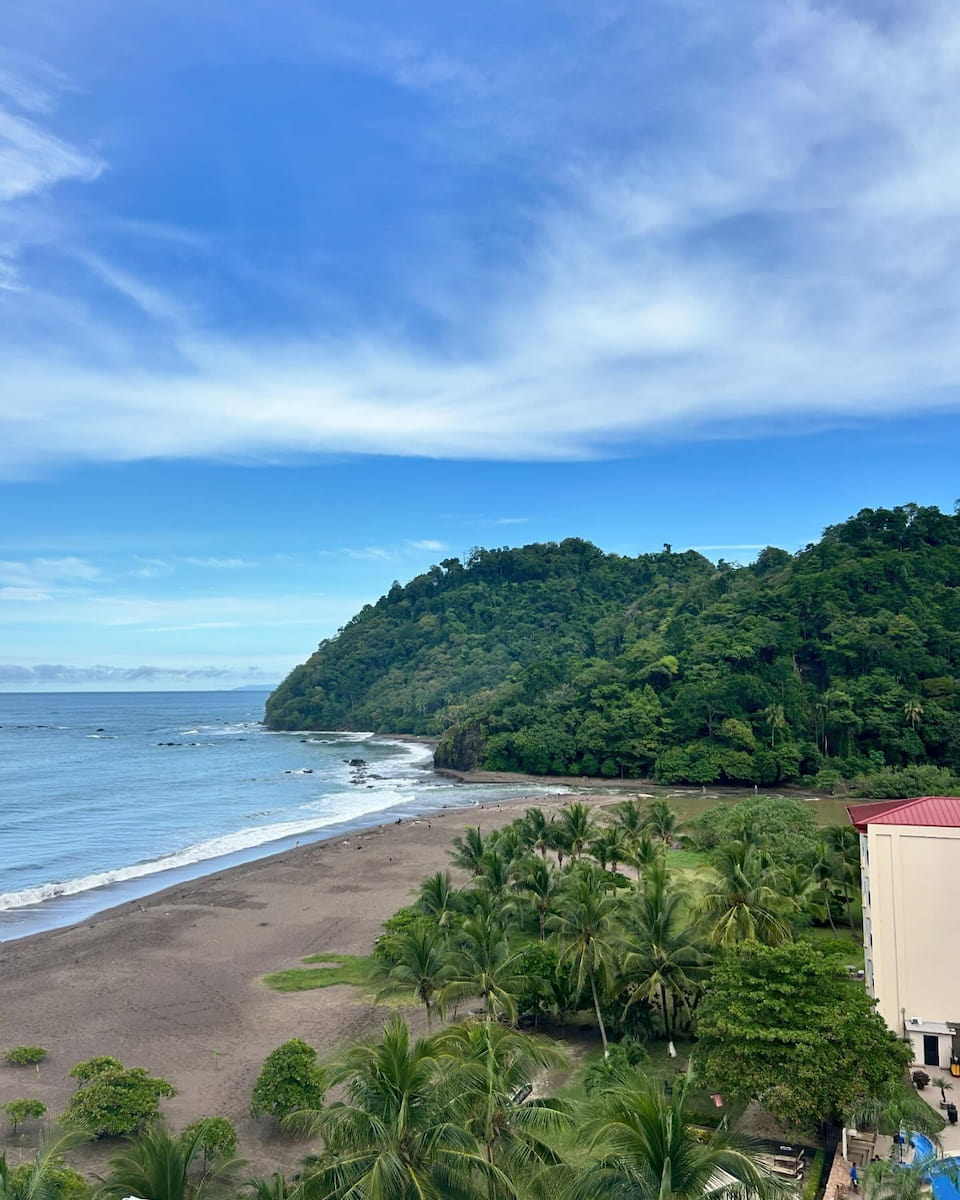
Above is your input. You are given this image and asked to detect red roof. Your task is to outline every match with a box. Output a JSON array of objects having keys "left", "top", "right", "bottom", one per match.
[{"left": 847, "top": 796, "right": 960, "bottom": 832}]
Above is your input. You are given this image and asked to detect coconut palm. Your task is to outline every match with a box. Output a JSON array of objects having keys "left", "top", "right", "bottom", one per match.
[
  {"left": 99, "top": 1122, "right": 244, "bottom": 1200},
  {"left": 375, "top": 923, "right": 454, "bottom": 1030},
  {"left": 763, "top": 703, "right": 787, "bottom": 748},
  {"left": 442, "top": 916, "right": 524, "bottom": 1023},
  {"left": 417, "top": 870, "right": 460, "bottom": 932},
  {"left": 513, "top": 855, "right": 563, "bottom": 941},
  {"left": 451, "top": 826, "right": 488, "bottom": 876},
  {"left": 245, "top": 1172, "right": 291, "bottom": 1200},
  {"left": 0, "top": 1128, "right": 90, "bottom": 1200},
  {"left": 622, "top": 833, "right": 664, "bottom": 883},
  {"left": 548, "top": 868, "right": 620, "bottom": 1055},
  {"left": 805, "top": 839, "right": 841, "bottom": 933},
  {"left": 643, "top": 799, "right": 678, "bottom": 845},
  {"left": 588, "top": 826, "right": 629, "bottom": 877},
  {"left": 292, "top": 1016, "right": 507, "bottom": 1200},
  {"left": 904, "top": 698, "right": 924, "bottom": 730},
  {"left": 559, "top": 803, "right": 596, "bottom": 861},
  {"left": 612, "top": 798, "right": 646, "bottom": 839},
  {"left": 620, "top": 884, "right": 709, "bottom": 1043},
  {"left": 699, "top": 842, "right": 793, "bottom": 949},
  {"left": 434, "top": 1020, "right": 570, "bottom": 1185},
  {"left": 475, "top": 849, "right": 514, "bottom": 905},
  {"left": 571, "top": 1070, "right": 783, "bottom": 1200},
  {"left": 524, "top": 808, "right": 553, "bottom": 860}
]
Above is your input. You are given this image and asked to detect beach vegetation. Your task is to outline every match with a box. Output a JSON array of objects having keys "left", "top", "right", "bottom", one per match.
[
  {"left": 64, "top": 1061, "right": 176, "bottom": 1138},
  {"left": 262, "top": 953, "right": 375, "bottom": 993},
  {"left": 4, "top": 1047, "right": 48, "bottom": 1067},
  {"left": 694, "top": 940, "right": 912, "bottom": 1131},
  {"left": 3, "top": 1099, "right": 46, "bottom": 1130},
  {"left": 68, "top": 1056, "right": 124, "bottom": 1085},
  {"left": 98, "top": 1121, "right": 244, "bottom": 1200},
  {"left": 0, "top": 1128, "right": 91, "bottom": 1200},
  {"left": 250, "top": 1039, "right": 325, "bottom": 1123},
  {"left": 179, "top": 1118, "right": 238, "bottom": 1167},
  {"left": 265, "top": 504, "right": 960, "bottom": 790}
]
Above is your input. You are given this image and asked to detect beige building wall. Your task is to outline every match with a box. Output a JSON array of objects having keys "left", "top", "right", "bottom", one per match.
[{"left": 862, "top": 822, "right": 960, "bottom": 1067}]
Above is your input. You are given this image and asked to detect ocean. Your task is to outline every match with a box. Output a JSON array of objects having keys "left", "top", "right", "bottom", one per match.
[{"left": 0, "top": 690, "right": 550, "bottom": 942}]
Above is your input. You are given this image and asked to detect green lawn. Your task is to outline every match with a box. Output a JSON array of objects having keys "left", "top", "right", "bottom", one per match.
[{"left": 263, "top": 952, "right": 377, "bottom": 992}]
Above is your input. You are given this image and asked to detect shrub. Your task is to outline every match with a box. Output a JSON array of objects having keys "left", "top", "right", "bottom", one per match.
[
  {"left": 373, "top": 906, "right": 424, "bottom": 966},
  {"left": 853, "top": 764, "right": 960, "bottom": 799},
  {"left": 8, "top": 1164, "right": 91, "bottom": 1200},
  {"left": 5, "top": 1046, "right": 48, "bottom": 1066},
  {"left": 3, "top": 1098, "right": 47, "bottom": 1129},
  {"left": 583, "top": 1041, "right": 650, "bottom": 1095},
  {"left": 913, "top": 1070, "right": 931, "bottom": 1090},
  {"left": 250, "top": 1039, "right": 325, "bottom": 1122},
  {"left": 68, "top": 1055, "right": 124, "bottom": 1085},
  {"left": 64, "top": 1060, "right": 176, "bottom": 1137},
  {"left": 182, "top": 1116, "right": 239, "bottom": 1163}
]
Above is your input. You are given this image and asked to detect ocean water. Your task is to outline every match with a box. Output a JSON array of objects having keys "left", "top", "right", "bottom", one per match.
[{"left": 0, "top": 690, "right": 549, "bottom": 942}]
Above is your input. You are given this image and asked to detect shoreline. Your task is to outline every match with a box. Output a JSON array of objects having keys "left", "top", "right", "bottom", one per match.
[
  {"left": 0, "top": 784, "right": 583, "bottom": 1174},
  {"left": 0, "top": 734, "right": 462, "bottom": 943}
]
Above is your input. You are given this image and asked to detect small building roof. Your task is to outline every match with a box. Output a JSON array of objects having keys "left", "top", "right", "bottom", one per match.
[{"left": 847, "top": 796, "right": 960, "bottom": 832}]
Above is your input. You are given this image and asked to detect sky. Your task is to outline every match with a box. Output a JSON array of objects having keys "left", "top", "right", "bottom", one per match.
[{"left": 1, "top": 0, "right": 959, "bottom": 689}]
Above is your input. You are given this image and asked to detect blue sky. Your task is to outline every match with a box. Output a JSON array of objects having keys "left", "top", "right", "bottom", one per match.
[{"left": 1, "top": 0, "right": 959, "bottom": 689}]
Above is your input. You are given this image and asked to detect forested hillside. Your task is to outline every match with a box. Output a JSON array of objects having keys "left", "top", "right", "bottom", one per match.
[{"left": 265, "top": 504, "right": 960, "bottom": 786}]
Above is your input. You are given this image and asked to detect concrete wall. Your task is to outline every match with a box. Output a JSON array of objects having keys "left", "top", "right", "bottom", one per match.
[{"left": 864, "top": 822, "right": 959, "bottom": 1063}]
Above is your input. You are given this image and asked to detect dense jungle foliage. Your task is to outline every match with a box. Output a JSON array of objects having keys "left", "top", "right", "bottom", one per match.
[{"left": 265, "top": 503, "right": 960, "bottom": 786}]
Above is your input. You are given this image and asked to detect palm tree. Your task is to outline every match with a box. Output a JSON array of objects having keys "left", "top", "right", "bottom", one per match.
[
  {"left": 904, "top": 698, "right": 924, "bottom": 730},
  {"left": 612, "top": 798, "right": 645, "bottom": 839},
  {"left": 620, "top": 884, "right": 709, "bottom": 1043},
  {"left": 244, "top": 1172, "right": 291, "bottom": 1200},
  {"left": 763, "top": 703, "right": 787, "bottom": 748},
  {"left": 548, "top": 869, "right": 620, "bottom": 1055},
  {"left": 451, "top": 826, "right": 488, "bottom": 875},
  {"left": 99, "top": 1123, "right": 244, "bottom": 1200},
  {"left": 475, "top": 849, "right": 514, "bottom": 905},
  {"left": 546, "top": 821, "right": 572, "bottom": 870},
  {"left": 442, "top": 916, "right": 524, "bottom": 1023},
  {"left": 292, "top": 1016, "right": 506, "bottom": 1200},
  {"left": 699, "top": 842, "right": 794, "bottom": 949},
  {"left": 417, "top": 870, "right": 460, "bottom": 932},
  {"left": 806, "top": 839, "right": 841, "bottom": 933},
  {"left": 434, "top": 1020, "right": 570, "bottom": 1184},
  {"left": 375, "top": 923, "right": 453, "bottom": 1030},
  {"left": 623, "top": 833, "right": 664, "bottom": 883},
  {"left": 559, "top": 803, "right": 596, "bottom": 861},
  {"left": 513, "top": 855, "right": 563, "bottom": 941},
  {"left": 524, "top": 807, "right": 553, "bottom": 860},
  {"left": 825, "top": 823, "right": 862, "bottom": 930},
  {"left": 572, "top": 1070, "right": 783, "bottom": 1200},
  {"left": 588, "top": 826, "right": 628, "bottom": 877},
  {"left": 643, "top": 798, "right": 678, "bottom": 845},
  {"left": 0, "top": 1128, "right": 90, "bottom": 1200}
]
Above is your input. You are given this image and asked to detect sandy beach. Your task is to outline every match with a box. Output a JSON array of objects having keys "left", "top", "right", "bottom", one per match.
[{"left": 0, "top": 786, "right": 589, "bottom": 1174}]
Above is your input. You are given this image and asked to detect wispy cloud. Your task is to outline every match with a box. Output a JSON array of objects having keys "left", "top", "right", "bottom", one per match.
[
  {"left": 184, "top": 556, "right": 256, "bottom": 569},
  {"left": 3, "top": 4, "right": 960, "bottom": 471},
  {"left": 406, "top": 539, "right": 447, "bottom": 552},
  {"left": 0, "top": 662, "right": 274, "bottom": 684}
]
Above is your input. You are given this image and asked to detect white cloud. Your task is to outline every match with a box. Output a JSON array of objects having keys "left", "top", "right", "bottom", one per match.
[
  {"left": 3, "top": 3, "right": 960, "bottom": 470},
  {"left": 406, "top": 539, "right": 448, "bottom": 552},
  {"left": 184, "top": 556, "right": 256, "bottom": 569}
]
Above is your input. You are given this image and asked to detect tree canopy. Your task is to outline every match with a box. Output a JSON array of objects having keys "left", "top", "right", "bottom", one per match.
[
  {"left": 266, "top": 504, "right": 960, "bottom": 786},
  {"left": 694, "top": 941, "right": 911, "bottom": 1131}
]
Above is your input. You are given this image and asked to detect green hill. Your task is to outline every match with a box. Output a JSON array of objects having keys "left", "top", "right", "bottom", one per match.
[{"left": 265, "top": 504, "right": 960, "bottom": 786}]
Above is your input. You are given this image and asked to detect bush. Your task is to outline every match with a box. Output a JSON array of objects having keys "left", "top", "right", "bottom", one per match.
[
  {"left": 853, "top": 765, "right": 960, "bottom": 799},
  {"left": 64, "top": 1060, "right": 176, "bottom": 1137},
  {"left": 583, "top": 1041, "right": 650, "bottom": 1095},
  {"left": 250, "top": 1039, "right": 325, "bottom": 1122},
  {"left": 68, "top": 1055, "right": 125, "bottom": 1084},
  {"left": 373, "top": 906, "right": 424, "bottom": 966},
  {"left": 8, "top": 1164, "right": 91, "bottom": 1200},
  {"left": 182, "top": 1116, "right": 239, "bottom": 1162},
  {"left": 913, "top": 1070, "right": 931, "bottom": 1090},
  {"left": 3, "top": 1098, "right": 47, "bottom": 1129},
  {"left": 5, "top": 1046, "right": 48, "bottom": 1066}
]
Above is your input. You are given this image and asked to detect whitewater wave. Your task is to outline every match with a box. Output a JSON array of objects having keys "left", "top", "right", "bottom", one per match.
[{"left": 0, "top": 794, "right": 414, "bottom": 913}]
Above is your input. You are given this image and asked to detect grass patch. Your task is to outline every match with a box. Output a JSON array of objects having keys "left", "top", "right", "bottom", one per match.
[
  {"left": 665, "top": 848, "right": 713, "bottom": 872},
  {"left": 263, "top": 952, "right": 377, "bottom": 993}
]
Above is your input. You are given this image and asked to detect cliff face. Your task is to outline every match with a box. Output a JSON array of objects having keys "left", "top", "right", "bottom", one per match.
[{"left": 267, "top": 506, "right": 960, "bottom": 786}]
